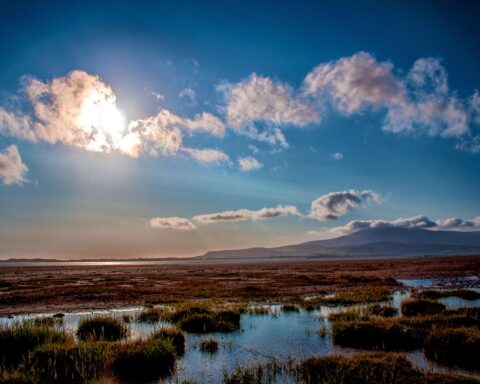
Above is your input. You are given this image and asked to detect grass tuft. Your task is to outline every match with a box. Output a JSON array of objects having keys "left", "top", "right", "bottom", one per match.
[
  {"left": 76, "top": 317, "right": 129, "bottom": 342},
  {"left": 199, "top": 338, "right": 219, "bottom": 353},
  {"left": 401, "top": 299, "right": 446, "bottom": 317}
]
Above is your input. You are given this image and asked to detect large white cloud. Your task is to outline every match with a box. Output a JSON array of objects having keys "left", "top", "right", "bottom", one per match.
[
  {"left": 304, "top": 52, "right": 404, "bottom": 113},
  {"left": 219, "top": 74, "right": 318, "bottom": 148},
  {"left": 384, "top": 58, "right": 469, "bottom": 138},
  {"left": 310, "top": 190, "right": 381, "bottom": 221},
  {"left": 0, "top": 145, "right": 28, "bottom": 185},
  {"left": 193, "top": 204, "right": 300, "bottom": 224},
  {"left": 221, "top": 74, "right": 319, "bottom": 128},
  {"left": 150, "top": 216, "right": 196, "bottom": 230},
  {"left": 0, "top": 70, "right": 227, "bottom": 164}
]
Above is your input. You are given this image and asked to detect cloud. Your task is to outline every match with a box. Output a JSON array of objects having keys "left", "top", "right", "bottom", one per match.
[
  {"left": 150, "top": 216, "right": 196, "bottom": 230},
  {"left": 193, "top": 204, "right": 300, "bottom": 224},
  {"left": 147, "top": 90, "right": 165, "bottom": 102},
  {"left": 179, "top": 87, "right": 196, "bottom": 103},
  {"left": 331, "top": 215, "right": 480, "bottom": 234},
  {"left": 384, "top": 58, "right": 469, "bottom": 138},
  {"left": 127, "top": 109, "right": 225, "bottom": 157},
  {"left": 310, "top": 190, "right": 381, "bottom": 221},
  {"left": 0, "top": 70, "right": 227, "bottom": 164},
  {"left": 304, "top": 52, "right": 403, "bottom": 113},
  {"left": 0, "top": 145, "right": 28, "bottom": 185},
  {"left": 221, "top": 74, "right": 319, "bottom": 128},
  {"left": 219, "top": 74, "right": 318, "bottom": 148},
  {"left": 238, "top": 156, "right": 263, "bottom": 171},
  {"left": 183, "top": 148, "right": 230, "bottom": 164},
  {"left": 436, "top": 217, "right": 480, "bottom": 229},
  {"left": 330, "top": 152, "right": 343, "bottom": 160}
]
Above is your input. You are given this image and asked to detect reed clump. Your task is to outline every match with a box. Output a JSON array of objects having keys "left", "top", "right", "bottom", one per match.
[
  {"left": 416, "top": 289, "right": 480, "bottom": 301},
  {"left": 31, "top": 341, "right": 110, "bottom": 383},
  {"left": 424, "top": 326, "right": 480, "bottom": 370},
  {"left": 150, "top": 327, "right": 185, "bottom": 355},
  {"left": 401, "top": 299, "right": 446, "bottom": 316},
  {"left": 199, "top": 338, "right": 219, "bottom": 353},
  {"left": 136, "top": 306, "right": 170, "bottom": 323},
  {"left": 281, "top": 304, "right": 300, "bottom": 312},
  {"left": 0, "top": 323, "right": 69, "bottom": 368},
  {"left": 308, "top": 286, "right": 392, "bottom": 306},
  {"left": 76, "top": 317, "right": 129, "bottom": 342},
  {"left": 366, "top": 304, "right": 398, "bottom": 317},
  {"left": 108, "top": 338, "right": 176, "bottom": 383}
]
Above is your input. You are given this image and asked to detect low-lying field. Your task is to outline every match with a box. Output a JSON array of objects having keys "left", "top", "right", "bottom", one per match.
[
  {"left": 0, "top": 256, "right": 479, "bottom": 383},
  {"left": 1, "top": 256, "right": 479, "bottom": 315}
]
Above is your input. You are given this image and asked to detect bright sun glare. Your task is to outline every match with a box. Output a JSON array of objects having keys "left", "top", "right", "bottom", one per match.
[{"left": 77, "top": 90, "right": 133, "bottom": 154}]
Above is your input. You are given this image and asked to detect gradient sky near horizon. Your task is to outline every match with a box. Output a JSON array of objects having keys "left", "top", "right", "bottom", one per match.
[{"left": 1, "top": 0, "right": 480, "bottom": 259}]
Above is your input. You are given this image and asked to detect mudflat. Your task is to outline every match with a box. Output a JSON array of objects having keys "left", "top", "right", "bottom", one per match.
[{"left": 1, "top": 255, "right": 479, "bottom": 315}]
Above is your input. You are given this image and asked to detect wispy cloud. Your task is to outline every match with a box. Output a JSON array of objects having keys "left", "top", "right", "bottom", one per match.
[
  {"left": 150, "top": 216, "right": 196, "bottom": 230},
  {"left": 179, "top": 87, "right": 196, "bottom": 103},
  {"left": 183, "top": 148, "right": 230, "bottom": 165},
  {"left": 330, "top": 152, "right": 343, "bottom": 160},
  {"left": 238, "top": 156, "right": 263, "bottom": 171},
  {"left": 193, "top": 204, "right": 300, "bottom": 224},
  {"left": 0, "top": 145, "right": 28, "bottom": 185}
]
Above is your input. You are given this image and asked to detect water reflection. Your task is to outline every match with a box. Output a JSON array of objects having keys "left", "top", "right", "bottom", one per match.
[{"left": 1, "top": 287, "right": 479, "bottom": 383}]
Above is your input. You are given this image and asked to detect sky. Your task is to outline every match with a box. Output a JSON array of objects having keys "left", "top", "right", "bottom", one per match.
[{"left": 0, "top": 0, "right": 480, "bottom": 259}]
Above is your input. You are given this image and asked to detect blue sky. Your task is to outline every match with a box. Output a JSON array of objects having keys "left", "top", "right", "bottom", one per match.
[{"left": 0, "top": 0, "right": 479, "bottom": 259}]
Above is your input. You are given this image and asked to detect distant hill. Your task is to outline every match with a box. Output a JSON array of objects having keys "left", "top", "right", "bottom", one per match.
[{"left": 196, "top": 227, "right": 480, "bottom": 260}]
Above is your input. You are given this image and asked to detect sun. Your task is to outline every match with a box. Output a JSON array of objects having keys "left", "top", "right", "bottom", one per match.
[{"left": 77, "top": 90, "right": 130, "bottom": 153}]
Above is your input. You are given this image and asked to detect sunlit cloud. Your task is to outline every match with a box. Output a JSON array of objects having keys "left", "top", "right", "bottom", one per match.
[
  {"left": 238, "top": 156, "right": 263, "bottom": 171},
  {"left": 0, "top": 145, "right": 28, "bottom": 185},
  {"left": 0, "top": 70, "right": 226, "bottom": 164},
  {"left": 150, "top": 216, "right": 196, "bottom": 230},
  {"left": 218, "top": 74, "right": 318, "bottom": 148},
  {"left": 309, "top": 190, "right": 382, "bottom": 221},
  {"left": 193, "top": 204, "right": 300, "bottom": 224}
]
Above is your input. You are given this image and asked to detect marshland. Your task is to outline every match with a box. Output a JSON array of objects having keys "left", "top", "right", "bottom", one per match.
[{"left": 1, "top": 256, "right": 480, "bottom": 383}]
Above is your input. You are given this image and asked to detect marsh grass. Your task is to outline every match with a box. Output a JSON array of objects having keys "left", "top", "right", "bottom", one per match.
[
  {"left": 331, "top": 307, "right": 480, "bottom": 360},
  {"left": 32, "top": 341, "right": 110, "bottom": 383},
  {"left": 306, "top": 286, "right": 392, "bottom": 306},
  {"left": 108, "top": 338, "right": 176, "bottom": 383},
  {"left": 245, "top": 306, "right": 271, "bottom": 315},
  {"left": 366, "top": 304, "right": 398, "bottom": 317},
  {"left": 222, "top": 353, "right": 480, "bottom": 384},
  {"left": 332, "top": 319, "right": 422, "bottom": 351},
  {"left": 76, "top": 317, "right": 129, "bottom": 342},
  {"left": 401, "top": 299, "right": 446, "bottom": 316},
  {"left": 32, "top": 316, "right": 63, "bottom": 327},
  {"left": 137, "top": 306, "right": 170, "bottom": 323},
  {"left": 199, "top": 338, "right": 219, "bottom": 354},
  {"left": 416, "top": 289, "right": 480, "bottom": 301},
  {"left": 281, "top": 304, "right": 300, "bottom": 312},
  {"left": 424, "top": 327, "right": 480, "bottom": 370},
  {"left": 151, "top": 327, "right": 185, "bottom": 355},
  {"left": 0, "top": 323, "right": 69, "bottom": 368}
]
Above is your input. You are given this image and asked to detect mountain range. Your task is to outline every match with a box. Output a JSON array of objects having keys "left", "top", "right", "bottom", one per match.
[{"left": 196, "top": 227, "right": 480, "bottom": 260}]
